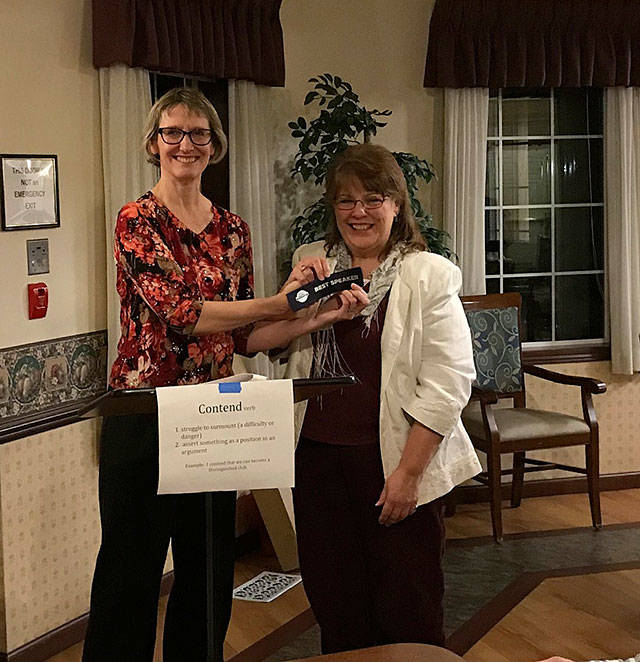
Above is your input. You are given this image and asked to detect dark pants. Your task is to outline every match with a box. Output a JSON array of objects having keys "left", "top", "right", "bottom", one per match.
[
  {"left": 82, "top": 414, "right": 236, "bottom": 662},
  {"left": 293, "top": 437, "right": 445, "bottom": 655}
]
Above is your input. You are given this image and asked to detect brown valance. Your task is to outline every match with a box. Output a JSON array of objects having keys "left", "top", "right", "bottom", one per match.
[
  {"left": 93, "top": 0, "right": 285, "bottom": 86},
  {"left": 424, "top": 0, "right": 640, "bottom": 88}
]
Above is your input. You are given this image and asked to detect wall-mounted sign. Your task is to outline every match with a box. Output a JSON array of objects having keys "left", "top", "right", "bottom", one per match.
[{"left": 0, "top": 155, "right": 60, "bottom": 231}]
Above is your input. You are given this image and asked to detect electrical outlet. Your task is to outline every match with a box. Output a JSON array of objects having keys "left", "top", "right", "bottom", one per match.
[{"left": 27, "top": 238, "right": 49, "bottom": 275}]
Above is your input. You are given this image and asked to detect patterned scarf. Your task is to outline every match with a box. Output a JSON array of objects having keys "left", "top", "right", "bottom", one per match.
[
  {"left": 311, "top": 241, "right": 411, "bottom": 378},
  {"left": 333, "top": 240, "right": 409, "bottom": 331}
]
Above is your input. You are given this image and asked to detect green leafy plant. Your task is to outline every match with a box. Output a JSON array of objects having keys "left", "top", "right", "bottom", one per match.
[{"left": 287, "top": 73, "right": 453, "bottom": 259}]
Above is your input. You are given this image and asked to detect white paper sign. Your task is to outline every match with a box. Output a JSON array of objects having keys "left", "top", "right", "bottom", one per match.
[
  {"left": 156, "top": 378, "right": 294, "bottom": 494},
  {"left": 1, "top": 157, "right": 58, "bottom": 229}
]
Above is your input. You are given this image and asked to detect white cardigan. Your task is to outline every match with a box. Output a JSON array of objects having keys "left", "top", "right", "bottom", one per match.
[{"left": 283, "top": 241, "right": 482, "bottom": 506}]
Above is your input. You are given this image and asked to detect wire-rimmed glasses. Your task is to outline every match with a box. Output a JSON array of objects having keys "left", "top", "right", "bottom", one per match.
[{"left": 334, "top": 195, "right": 388, "bottom": 211}]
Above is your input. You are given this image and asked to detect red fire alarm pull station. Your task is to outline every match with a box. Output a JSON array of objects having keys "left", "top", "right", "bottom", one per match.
[{"left": 28, "top": 282, "right": 48, "bottom": 319}]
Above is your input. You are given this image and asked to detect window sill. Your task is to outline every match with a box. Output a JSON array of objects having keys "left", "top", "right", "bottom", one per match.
[{"left": 523, "top": 343, "right": 610, "bottom": 365}]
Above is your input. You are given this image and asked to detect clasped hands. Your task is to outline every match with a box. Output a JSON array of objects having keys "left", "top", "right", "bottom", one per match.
[{"left": 279, "top": 257, "right": 369, "bottom": 328}]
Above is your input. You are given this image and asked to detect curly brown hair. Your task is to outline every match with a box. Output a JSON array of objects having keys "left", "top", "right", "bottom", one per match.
[{"left": 324, "top": 143, "right": 426, "bottom": 257}]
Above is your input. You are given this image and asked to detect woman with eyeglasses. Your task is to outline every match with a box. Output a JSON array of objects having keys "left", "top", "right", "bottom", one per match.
[
  {"left": 82, "top": 87, "right": 367, "bottom": 662},
  {"left": 275, "top": 143, "right": 481, "bottom": 653}
]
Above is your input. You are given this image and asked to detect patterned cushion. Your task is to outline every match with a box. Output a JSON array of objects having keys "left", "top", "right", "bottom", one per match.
[{"left": 465, "top": 306, "right": 523, "bottom": 393}]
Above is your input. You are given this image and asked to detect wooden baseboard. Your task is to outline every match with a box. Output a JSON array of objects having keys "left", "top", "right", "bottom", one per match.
[
  {"left": 448, "top": 471, "right": 640, "bottom": 507},
  {"left": 0, "top": 531, "right": 259, "bottom": 662},
  {"left": 0, "top": 572, "right": 175, "bottom": 662},
  {"left": 0, "top": 613, "right": 87, "bottom": 662}
]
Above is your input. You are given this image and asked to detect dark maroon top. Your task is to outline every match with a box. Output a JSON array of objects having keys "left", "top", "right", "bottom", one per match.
[{"left": 301, "top": 290, "right": 390, "bottom": 445}]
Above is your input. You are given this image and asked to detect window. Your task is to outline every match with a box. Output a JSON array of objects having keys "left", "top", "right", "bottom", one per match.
[
  {"left": 150, "top": 73, "right": 230, "bottom": 209},
  {"left": 485, "top": 89, "right": 606, "bottom": 355}
]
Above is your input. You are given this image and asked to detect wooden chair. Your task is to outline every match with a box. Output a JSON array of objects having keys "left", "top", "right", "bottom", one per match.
[{"left": 460, "top": 292, "right": 606, "bottom": 542}]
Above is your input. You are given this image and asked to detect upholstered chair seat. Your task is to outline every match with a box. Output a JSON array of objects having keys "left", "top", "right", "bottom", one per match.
[{"left": 462, "top": 405, "right": 591, "bottom": 445}]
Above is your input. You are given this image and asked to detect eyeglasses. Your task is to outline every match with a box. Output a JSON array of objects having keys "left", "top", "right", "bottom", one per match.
[
  {"left": 157, "top": 127, "right": 213, "bottom": 146},
  {"left": 334, "top": 195, "right": 388, "bottom": 211}
]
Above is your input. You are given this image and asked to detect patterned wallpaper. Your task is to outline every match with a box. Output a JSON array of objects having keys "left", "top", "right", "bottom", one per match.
[
  {"left": 0, "top": 330, "right": 108, "bottom": 651},
  {"left": 469, "top": 361, "right": 640, "bottom": 478},
  {"left": 0, "top": 489, "right": 6, "bottom": 653},
  {"left": 0, "top": 331, "right": 107, "bottom": 421},
  {"left": 525, "top": 361, "right": 640, "bottom": 476},
  {"left": 0, "top": 419, "right": 175, "bottom": 653},
  {"left": 0, "top": 421, "right": 101, "bottom": 651}
]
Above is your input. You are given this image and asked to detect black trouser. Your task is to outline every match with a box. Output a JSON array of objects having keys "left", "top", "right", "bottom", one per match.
[
  {"left": 83, "top": 414, "right": 236, "bottom": 662},
  {"left": 293, "top": 437, "right": 445, "bottom": 655}
]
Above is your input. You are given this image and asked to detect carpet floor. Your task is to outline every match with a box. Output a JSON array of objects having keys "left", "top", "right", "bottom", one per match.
[{"left": 264, "top": 523, "right": 640, "bottom": 661}]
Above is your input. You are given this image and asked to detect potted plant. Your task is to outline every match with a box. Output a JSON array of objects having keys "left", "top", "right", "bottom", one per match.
[{"left": 287, "top": 73, "right": 452, "bottom": 260}]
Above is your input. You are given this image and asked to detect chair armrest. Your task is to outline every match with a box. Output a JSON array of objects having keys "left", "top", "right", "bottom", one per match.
[
  {"left": 523, "top": 364, "right": 606, "bottom": 394},
  {"left": 469, "top": 387, "right": 501, "bottom": 443},
  {"left": 471, "top": 386, "right": 499, "bottom": 404}
]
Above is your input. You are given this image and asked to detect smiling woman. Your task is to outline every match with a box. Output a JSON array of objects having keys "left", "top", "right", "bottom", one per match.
[
  {"left": 81, "top": 88, "right": 369, "bottom": 662},
  {"left": 280, "top": 143, "right": 481, "bottom": 655},
  {"left": 333, "top": 186, "right": 398, "bottom": 275},
  {"left": 151, "top": 107, "right": 219, "bottom": 209},
  {"left": 82, "top": 88, "right": 268, "bottom": 662}
]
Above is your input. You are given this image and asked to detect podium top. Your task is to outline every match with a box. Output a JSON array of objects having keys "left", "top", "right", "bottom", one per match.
[
  {"left": 0, "top": 377, "right": 356, "bottom": 445},
  {"left": 79, "top": 376, "right": 357, "bottom": 419}
]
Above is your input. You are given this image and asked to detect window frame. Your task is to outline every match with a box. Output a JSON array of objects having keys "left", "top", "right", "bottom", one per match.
[{"left": 485, "top": 88, "right": 608, "bottom": 364}]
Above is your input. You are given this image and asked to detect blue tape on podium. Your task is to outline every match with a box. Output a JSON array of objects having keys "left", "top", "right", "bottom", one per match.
[{"left": 218, "top": 382, "right": 242, "bottom": 393}]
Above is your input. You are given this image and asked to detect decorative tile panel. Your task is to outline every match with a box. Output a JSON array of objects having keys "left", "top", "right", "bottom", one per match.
[{"left": 0, "top": 331, "right": 107, "bottom": 421}]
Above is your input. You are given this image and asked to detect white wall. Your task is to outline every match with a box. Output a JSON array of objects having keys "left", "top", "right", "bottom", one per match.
[
  {"left": 0, "top": 0, "right": 105, "bottom": 349},
  {"left": 0, "top": 0, "right": 105, "bottom": 650},
  {"left": 280, "top": 0, "right": 444, "bottom": 226}
]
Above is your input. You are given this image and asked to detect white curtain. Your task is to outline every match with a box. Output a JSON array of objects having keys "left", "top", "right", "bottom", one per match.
[
  {"left": 605, "top": 87, "right": 640, "bottom": 374},
  {"left": 228, "top": 79, "right": 279, "bottom": 378},
  {"left": 443, "top": 88, "right": 489, "bottom": 295},
  {"left": 228, "top": 80, "right": 298, "bottom": 543},
  {"left": 99, "top": 65, "right": 157, "bottom": 370}
]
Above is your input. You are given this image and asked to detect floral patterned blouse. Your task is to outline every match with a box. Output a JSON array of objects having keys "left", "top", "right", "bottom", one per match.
[{"left": 109, "top": 191, "right": 254, "bottom": 389}]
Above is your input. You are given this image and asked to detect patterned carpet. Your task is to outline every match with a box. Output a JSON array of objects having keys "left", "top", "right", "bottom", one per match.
[{"left": 265, "top": 523, "right": 640, "bottom": 661}]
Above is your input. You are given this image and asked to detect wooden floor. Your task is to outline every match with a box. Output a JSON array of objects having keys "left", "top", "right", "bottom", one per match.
[
  {"left": 45, "top": 552, "right": 314, "bottom": 662},
  {"left": 464, "top": 569, "right": 640, "bottom": 662},
  {"left": 445, "top": 488, "right": 640, "bottom": 539},
  {"left": 44, "top": 489, "right": 640, "bottom": 662}
]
